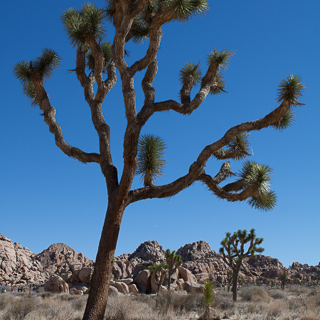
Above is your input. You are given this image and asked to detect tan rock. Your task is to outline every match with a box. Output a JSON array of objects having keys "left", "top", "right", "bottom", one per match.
[{"left": 44, "top": 274, "right": 69, "bottom": 293}]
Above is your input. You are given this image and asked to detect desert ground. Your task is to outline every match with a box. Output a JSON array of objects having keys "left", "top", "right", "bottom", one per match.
[{"left": 0, "top": 284, "right": 319, "bottom": 320}]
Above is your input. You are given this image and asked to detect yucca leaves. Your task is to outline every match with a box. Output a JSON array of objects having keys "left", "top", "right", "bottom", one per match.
[
  {"left": 179, "top": 62, "right": 202, "bottom": 87},
  {"left": 13, "top": 49, "right": 61, "bottom": 106},
  {"left": 248, "top": 190, "right": 277, "bottom": 211},
  {"left": 86, "top": 42, "right": 112, "bottom": 73},
  {"left": 129, "top": 17, "right": 150, "bottom": 43},
  {"left": 62, "top": 3, "right": 105, "bottom": 47},
  {"left": 272, "top": 111, "right": 295, "bottom": 130},
  {"left": 277, "top": 74, "right": 305, "bottom": 106},
  {"left": 209, "top": 72, "right": 226, "bottom": 95},
  {"left": 207, "top": 48, "right": 235, "bottom": 70},
  {"left": 228, "top": 133, "right": 250, "bottom": 159},
  {"left": 239, "top": 160, "right": 276, "bottom": 211},
  {"left": 165, "top": 0, "right": 208, "bottom": 21},
  {"left": 22, "top": 81, "right": 39, "bottom": 107},
  {"left": 13, "top": 61, "right": 32, "bottom": 84},
  {"left": 13, "top": 49, "right": 61, "bottom": 83},
  {"left": 33, "top": 49, "right": 61, "bottom": 81},
  {"left": 137, "top": 134, "right": 166, "bottom": 187},
  {"left": 240, "top": 161, "right": 272, "bottom": 192}
]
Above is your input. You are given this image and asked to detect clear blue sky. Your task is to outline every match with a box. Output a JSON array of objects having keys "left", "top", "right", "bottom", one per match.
[{"left": 1, "top": 0, "right": 319, "bottom": 268}]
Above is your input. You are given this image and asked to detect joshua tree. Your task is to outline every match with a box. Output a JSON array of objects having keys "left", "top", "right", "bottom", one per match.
[
  {"left": 165, "top": 249, "right": 182, "bottom": 290},
  {"left": 219, "top": 229, "right": 264, "bottom": 301},
  {"left": 13, "top": 1, "right": 305, "bottom": 319},
  {"left": 279, "top": 271, "right": 288, "bottom": 290},
  {"left": 148, "top": 263, "right": 168, "bottom": 293},
  {"left": 202, "top": 281, "right": 214, "bottom": 320}
]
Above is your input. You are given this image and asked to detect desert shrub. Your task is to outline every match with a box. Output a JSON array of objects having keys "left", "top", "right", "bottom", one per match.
[
  {"left": 269, "top": 289, "right": 287, "bottom": 299},
  {"left": 25, "top": 297, "right": 83, "bottom": 320},
  {"left": 105, "top": 295, "right": 158, "bottom": 320},
  {"left": 288, "top": 297, "right": 307, "bottom": 311},
  {"left": 3, "top": 296, "right": 36, "bottom": 320},
  {"left": 239, "top": 286, "right": 269, "bottom": 302},
  {"left": 306, "top": 290, "right": 320, "bottom": 308},
  {"left": 0, "top": 295, "right": 12, "bottom": 311},
  {"left": 214, "top": 293, "right": 234, "bottom": 311}
]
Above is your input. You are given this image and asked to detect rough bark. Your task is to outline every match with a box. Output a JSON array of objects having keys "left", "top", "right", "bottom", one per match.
[{"left": 83, "top": 199, "right": 124, "bottom": 320}]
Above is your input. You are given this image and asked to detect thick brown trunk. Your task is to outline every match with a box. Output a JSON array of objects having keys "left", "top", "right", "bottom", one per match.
[
  {"left": 232, "top": 270, "right": 239, "bottom": 301},
  {"left": 82, "top": 200, "right": 124, "bottom": 320}
]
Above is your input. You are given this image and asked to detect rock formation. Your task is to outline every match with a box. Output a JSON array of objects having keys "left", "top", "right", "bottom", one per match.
[{"left": 1, "top": 234, "right": 319, "bottom": 294}]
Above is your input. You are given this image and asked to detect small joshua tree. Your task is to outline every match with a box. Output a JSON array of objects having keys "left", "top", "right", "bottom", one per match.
[
  {"left": 219, "top": 228, "right": 264, "bottom": 301},
  {"left": 279, "top": 271, "right": 288, "bottom": 290},
  {"left": 165, "top": 249, "right": 182, "bottom": 290},
  {"left": 202, "top": 281, "right": 214, "bottom": 320},
  {"left": 148, "top": 263, "right": 168, "bottom": 293}
]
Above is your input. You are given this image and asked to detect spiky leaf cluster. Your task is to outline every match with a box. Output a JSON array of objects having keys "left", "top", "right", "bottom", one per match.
[
  {"left": 227, "top": 133, "right": 250, "bottom": 159},
  {"left": 207, "top": 49, "right": 235, "bottom": 70},
  {"left": 248, "top": 190, "right": 276, "bottom": 211},
  {"left": 209, "top": 72, "right": 226, "bottom": 95},
  {"left": 106, "top": 0, "right": 208, "bottom": 24},
  {"left": 137, "top": 134, "right": 166, "bottom": 185},
  {"left": 129, "top": 17, "right": 150, "bottom": 43},
  {"left": 179, "top": 62, "right": 202, "bottom": 88},
  {"left": 164, "top": 0, "right": 209, "bottom": 21},
  {"left": 62, "top": 3, "right": 105, "bottom": 47},
  {"left": 13, "top": 49, "right": 61, "bottom": 83},
  {"left": 277, "top": 74, "right": 305, "bottom": 106},
  {"left": 22, "top": 81, "right": 39, "bottom": 107},
  {"left": 239, "top": 161, "right": 276, "bottom": 211},
  {"left": 240, "top": 161, "right": 272, "bottom": 192},
  {"left": 272, "top": 111, "right": 295, "bottom": 131},
  {"left": 86, "top": 42, "right": 112, "bottom": 73},
  {"left": 13, "top": 49, "right": 61, "bottom": 106}
]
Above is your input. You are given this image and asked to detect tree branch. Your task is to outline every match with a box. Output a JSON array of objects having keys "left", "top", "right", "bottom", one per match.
[{"left": 32, "top": 80, "right": 100, "bottom": 164}]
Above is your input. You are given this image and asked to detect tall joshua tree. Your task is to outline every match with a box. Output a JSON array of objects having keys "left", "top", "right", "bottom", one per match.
[
  {"left": 219, "top": 229, "right": 264, "bottom": 301},
  {"left": 13, "top": 1, "right": 305, "bottom": 319},
  {"left": 165, "top": 249, "right": 183, "bottom": 290}
]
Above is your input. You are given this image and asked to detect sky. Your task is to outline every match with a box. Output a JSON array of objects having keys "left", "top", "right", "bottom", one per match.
[{"left": 1, "top": 0, "right": 319, "bottom": 268}]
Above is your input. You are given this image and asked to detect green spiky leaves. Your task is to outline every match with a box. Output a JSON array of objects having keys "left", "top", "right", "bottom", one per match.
[
  {"left": 272, "top": 111, "right": 295, "bottom": 130},
  {"left": 14, "top": 49, "right": 61, "bottom": 83},
  {"left": 129, "top": 17, "right": 150, "bottom": 43},
  {"left": 207, "top": 48, "right": 235, "bottom": 70},
  {"left": 277, "top": 74, "right": 305, "bottom": 106},
  {"left": 137, "top": 134, "right": 166, "bottom": 187},
  {"left": 248, "top": 190, "right": 277, "bottom": 211},
  {"left": 179, "top": 62, "right": 202, "bottom": 88},
  {"left": 13, "top": 49, "right": 61, "bottom": 106},
  {"left": 86, "top": 42, "right": 112, "bottom": 73},
  {"left": 240, "top": 161, "right": 277, "bottom": 211},
  {"left": 209, "top": 72, "right": 226, "bottom": 95},
  {"left": 62, "top": 3, "right": 105, "bottom": 47},
  {"left": 22, "top": 81, "right": 39, "bottom": 107},
  {"left": 228, "top": 133, "right": 250, "bottom": 159},
  {"left": 165, "top": 0, "right": 209, "bottom": 21}
]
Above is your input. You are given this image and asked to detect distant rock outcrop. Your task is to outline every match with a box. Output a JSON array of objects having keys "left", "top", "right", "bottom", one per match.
[
  {"left": 1, "top": 235, "right": 319, "bottom": 293},
  {"left": 0, "top": 234, "right": 49, "bottom": 286}
]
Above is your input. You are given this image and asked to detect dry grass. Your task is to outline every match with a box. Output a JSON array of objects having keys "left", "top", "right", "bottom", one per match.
[{"left": 0, "top": 285, "right": 319, "bottom": 319}]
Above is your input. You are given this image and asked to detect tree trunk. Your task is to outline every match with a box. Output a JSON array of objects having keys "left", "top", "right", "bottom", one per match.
[
  {"left": 82, "top": 199, "right": 124, "bottom": 320},
  {"left": 232, "top": 270, "right": 239, "bottom": 302}
]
